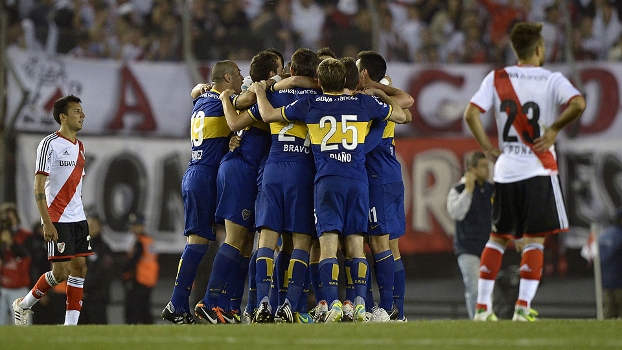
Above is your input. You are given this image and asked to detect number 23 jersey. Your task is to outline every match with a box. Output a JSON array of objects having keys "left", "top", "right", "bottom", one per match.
[{"left": 469, "top": 65, "right": 582, "bottom": 183}]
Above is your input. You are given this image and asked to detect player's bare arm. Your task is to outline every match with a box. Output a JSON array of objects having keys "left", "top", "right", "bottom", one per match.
[
  {"left": 34, "top": 173, "right": 58, "bottom": 242},
  {"left": 464, "top": 103, "right": 501, "bottom": 163},
  {"left": 250, "top": 81, "right": 283, "bottom": 123},
  {"left": 365, "top": 80, "right": 414, "bottom": 109},
  {"left": 364, "top": 88, "right": 406, "bottom": 123},
  {"left": 234, "top": 90, "right": 257, "bottom": 110},
  {"left": 273, "top": 76, "right": 319, "bottom": 90},
  {"left": 191, "top": 83, "right": 211, "bottom": 99},
  {"left": 219, "top": 89, "right": 254, "bottom": 132},
  {"left": 533, "top": 95, "right": 586, "bottom": 153}
]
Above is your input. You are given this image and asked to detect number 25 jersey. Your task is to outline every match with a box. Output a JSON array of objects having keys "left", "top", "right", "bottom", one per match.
[
  {"left": 469, "top": 65, "right": 582, "bottom": 183},
  {"left": 282, "top": 93, "right": 392, "bottom": 183}
]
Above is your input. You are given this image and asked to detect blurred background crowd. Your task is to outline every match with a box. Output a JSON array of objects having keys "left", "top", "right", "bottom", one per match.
[{"left": 4, "top": 0, "right": 622, "bottom": 65}]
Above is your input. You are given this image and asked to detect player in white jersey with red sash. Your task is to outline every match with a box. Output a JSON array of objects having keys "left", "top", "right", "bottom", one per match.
[
  {"left": 13, "top": 95, "right": 93, "bottom": 326},
  {"left": 464, "top": 22, "right": 586, "bottom": 321}
]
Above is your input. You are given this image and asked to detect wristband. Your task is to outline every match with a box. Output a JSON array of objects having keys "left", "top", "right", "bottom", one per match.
[{"left": 272, "top": 75, "right": 282, "bottom": 82}]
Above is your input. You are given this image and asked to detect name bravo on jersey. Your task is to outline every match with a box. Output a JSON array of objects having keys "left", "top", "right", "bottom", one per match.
[{"left": 283, "top": 144, "right": 309, "bottom": 154}]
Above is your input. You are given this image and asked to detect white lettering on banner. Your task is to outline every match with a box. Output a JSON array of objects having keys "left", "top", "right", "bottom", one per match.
[
  {"left": 6, "top": 46, "right": 622, "bottom": 139},
  {"left": 411, "top": 149, "right": 460, "bottom": 234}
]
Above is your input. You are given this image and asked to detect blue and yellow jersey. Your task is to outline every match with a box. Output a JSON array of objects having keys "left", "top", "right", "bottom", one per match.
[
  {"left": 255, "top": 87, "right": 321, "bottom": 165},
  {"left": 365, "top": 119, "right": 402, "bottom": 185},
  {"left": 222, "top": 108, "right": 271, "bottom": 169},
  {"left": 282, "top": 93, "right": 392, "bottom": 183},
  {"left": 189, "top": 89, "right": 237, "bottom": 167}
]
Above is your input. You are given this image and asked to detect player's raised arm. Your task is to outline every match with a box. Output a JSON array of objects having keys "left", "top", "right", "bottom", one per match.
[
  {"left": 365, "top": 80, "right": 414, "bottom": 109},
  {"left": 191, "top": 83, "right": 211, "bottom": 99},
  {"left": 219, "top": 89, "right": 254, "bottom": 132},
  {"left": 249, "top": 81, "right": 283, "bottom": 123},
  {"left": 365, "top": 88, "right": 406, "bottom": 123},
  {"left": 273, "top": 76, "right": 319, "bottom": 90}
]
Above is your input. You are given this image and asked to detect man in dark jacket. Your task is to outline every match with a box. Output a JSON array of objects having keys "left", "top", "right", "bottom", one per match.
[{"left": 447, "top": 151, "right": 494, "bottom": 320}]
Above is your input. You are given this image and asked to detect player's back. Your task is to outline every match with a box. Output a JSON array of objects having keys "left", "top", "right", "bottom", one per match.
[
  {"left": 471, "top": 65, "right": 581, "bottom": 182},
  {"left": 189, "top": 90, "right": 232, "bottom": 168},
  {"left": 264, "top": 87, "right": 321, "bottom": 165},
  {"left": 286, "top": 93, "right": 391, "bottom": 183}
]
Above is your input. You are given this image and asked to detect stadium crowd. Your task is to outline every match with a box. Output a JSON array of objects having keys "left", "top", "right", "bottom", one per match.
[{"left": 4, "top": 0, "right": 622, "bottom": 64}]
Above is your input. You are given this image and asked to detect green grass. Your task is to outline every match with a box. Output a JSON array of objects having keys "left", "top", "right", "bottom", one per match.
[{"left": 2, "top": 320, "right": 621, "bottom": 350}]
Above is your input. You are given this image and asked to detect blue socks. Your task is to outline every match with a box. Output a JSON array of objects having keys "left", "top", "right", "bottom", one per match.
[
  {"left": 319, "top": 257, "right": 339, "bottom": 304},
  {"left": 285, "top": 249, "right": 309, "bottom": 311},
  {"left": 170, "top": 243, "right": 208, "bottom": 313},
  {"left": 374, "top": 250, "right": 394, "bottom": 311}
]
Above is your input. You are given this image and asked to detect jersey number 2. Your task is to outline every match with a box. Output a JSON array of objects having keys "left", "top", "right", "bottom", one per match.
[{"left": 500, "top": 100, "right": 540, "bottom": 144}]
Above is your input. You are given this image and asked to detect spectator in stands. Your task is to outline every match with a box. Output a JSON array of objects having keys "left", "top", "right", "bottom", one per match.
[
  {"left": 541, "top": 3, "right": 565, "bottom": 62},
  {"left": 291, "top": 0, "right": 326, "bottom": 50},
  {"left": 598, "top": 208, "right": 622, "bottom": 319},
  {"left": 593, "top": 0, "right": 622, "bottom": 60},
  {"left": 250, "top": 0, "right": 298, "bottom": 59},
  {"left": 399, "top": 4, "right": 426, "bottom": 62},
  {"left": 574, "top": 15, "right": 602, "bottom": 60}
]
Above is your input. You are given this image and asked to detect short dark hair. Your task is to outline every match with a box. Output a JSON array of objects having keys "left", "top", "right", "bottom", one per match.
[
  {"left": 249, "top": 51, "right": 280, "bottom": 82},
  {"left": 318, "top": 58, "right": 345, "bottom": 93},
  {"left": 266, "top": 47, "right": 285, "bottom": 69},
  {"left": 510, "top": 22, "right": 543, "bottom": 60},
  {"left": 466, "top": 151, "right": 487, "bottom": 168},
  {"left": 341, "top": 57, "right": 359, "bottom": 90},
  {"left": 291, "top": 48, "right": 320, "bottom": 78},
  {"left": 357, "top": 51, "right": 387, "bottom": 82},
  {"left": 52, "top": 95, "right": 82, "bottom": 125},
  {"left": 316, "top": 47, "right": 337, "bottom": 59}
]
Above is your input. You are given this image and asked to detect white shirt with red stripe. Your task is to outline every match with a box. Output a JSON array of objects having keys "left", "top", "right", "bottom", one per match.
[
  {"left": 35, "top": 132, "right": 86, "bottom": 223},
  {"left": 469, "top": 65, "right": 582, "bottom": 183}
]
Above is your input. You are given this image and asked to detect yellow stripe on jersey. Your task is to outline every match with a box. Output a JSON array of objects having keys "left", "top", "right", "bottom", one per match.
[
  {"left": 383, "top": 120, "right": 396, "bottom": 139},
  {"left": 270, "top": 120, "right": 309, "bottom": 139},
  {"left": 307, "top": 121, "right": 369, "bottom": 146},
  {"left": 191, "top": 115, "right": 230, "bottom": 140}
]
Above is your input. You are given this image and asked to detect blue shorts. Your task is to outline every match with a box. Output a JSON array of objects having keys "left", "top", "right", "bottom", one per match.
[
  {"left": 368, "top": 181, "right": 406, "bottom": 240},
  {"left": 314, "top": 176, "right": 368, "bottom": 237},
  {"left": 255, "top": 162, "right": 315, "bottom": 235},
  {"left": 182, "top": 165, "right": 218, "bottom": 240},
  {"left": 215, "top": 155, "right": 258, "bottom": 230}
]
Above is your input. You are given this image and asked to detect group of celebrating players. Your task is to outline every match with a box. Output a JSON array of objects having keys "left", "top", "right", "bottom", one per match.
[{"left": 160, "top": 46, "right": 413, "bottom": 325}]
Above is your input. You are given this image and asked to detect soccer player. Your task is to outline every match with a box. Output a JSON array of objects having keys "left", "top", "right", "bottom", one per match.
[
  {"left": 357, "top": 51, "right": 413, "bottom": 322},
  {"left": 13, "top": 95, "right": 92, "bottom": 326},
  {"left": 251, "top": 58, "right": 407, "bottom": 323},
  {"left": 194, "top": 51, "right": 279, "bottom": 324},
  {"left": 161, "top": 60, "right": 245, "bottom": 324},
  {"left": 464, "top": 22, "right": 585, "bottom": 321},
  {"left": 240, "top": 48, "right": 322, "bottom": 324}
]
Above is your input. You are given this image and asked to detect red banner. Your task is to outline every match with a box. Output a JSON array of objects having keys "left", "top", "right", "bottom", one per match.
[{"left": 395, "top": 138, "right": 493, "bottom": 254}]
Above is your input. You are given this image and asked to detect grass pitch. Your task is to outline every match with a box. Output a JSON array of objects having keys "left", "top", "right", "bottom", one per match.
[{"left": 1, "top": 319, "right": 620, "bottom": 350}]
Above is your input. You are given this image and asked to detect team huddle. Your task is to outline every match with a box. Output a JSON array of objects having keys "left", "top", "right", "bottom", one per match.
[
  {"left": 11, "top": 22, "right": 585, "bottom": 326},
  {"left": 161, "top": 46, "right": 412, "bottom": 324}
]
